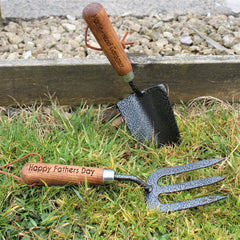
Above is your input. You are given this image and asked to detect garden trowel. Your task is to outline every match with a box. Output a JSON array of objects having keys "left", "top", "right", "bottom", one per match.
[{"left": 83, "top": 3, "right": 180, "bottom": 147}]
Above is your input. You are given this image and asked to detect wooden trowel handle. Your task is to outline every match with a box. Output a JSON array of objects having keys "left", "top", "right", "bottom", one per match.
[
  {"left": 21, "top": 163, "right": 115, "bottom": 186},
  {"left": 83, "top": 3, "right": 134, "bottom": 82}
]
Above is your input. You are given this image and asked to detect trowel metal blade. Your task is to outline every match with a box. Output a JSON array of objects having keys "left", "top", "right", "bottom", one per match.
[{"left": 117, "top": 84, "right": 180, "bottom": 147}]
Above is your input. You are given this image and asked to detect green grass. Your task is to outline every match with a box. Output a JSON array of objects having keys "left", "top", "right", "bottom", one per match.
[{"left": 0, "top": 99, "right": 239, "bottom": 239}]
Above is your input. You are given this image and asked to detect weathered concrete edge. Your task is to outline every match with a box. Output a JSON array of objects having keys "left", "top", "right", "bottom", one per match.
[
  {"left": 1, "top": 55, "right": 240, "bottom": 67},
  {"left": 1, "top": 0, "right": 240, "bottom": 19},
  {"left": 0, "top": 55, "right": 240, "bottom": 106}
]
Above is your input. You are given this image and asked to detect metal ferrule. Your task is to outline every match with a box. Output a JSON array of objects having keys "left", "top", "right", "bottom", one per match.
[
  {"left": 121, "top": 70, "right": 134, "bottom": 83},
  {"left": 103, "top": 169, "right": 115, "bottom": 184}
]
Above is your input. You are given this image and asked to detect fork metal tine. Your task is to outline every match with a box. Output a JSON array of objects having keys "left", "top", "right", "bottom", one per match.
[
  {"left": 156, "top": 176, "right": 225, "bottom": 194},
  {"left": 147, "top": 195, "right": 227, "bottom": 212},
  {"left": 147, "top": 158, "right": 224, "bottom": 188},
  {"left": 147, "top": 158, "right": 225, "bottom": 187}
]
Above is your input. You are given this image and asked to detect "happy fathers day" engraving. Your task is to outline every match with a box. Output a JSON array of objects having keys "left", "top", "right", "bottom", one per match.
[{"left": 28, "top": 164, "right": 95, "bottom": 176}]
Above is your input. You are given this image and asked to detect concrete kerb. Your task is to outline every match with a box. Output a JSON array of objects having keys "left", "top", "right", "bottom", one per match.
[{"left": 0, "top": 0, "right": 240, "bottom": 19}]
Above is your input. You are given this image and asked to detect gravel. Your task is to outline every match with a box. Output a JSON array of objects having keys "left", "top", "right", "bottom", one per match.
[{"left": 0, "top": 13, "right": 240, "bottom": 60}]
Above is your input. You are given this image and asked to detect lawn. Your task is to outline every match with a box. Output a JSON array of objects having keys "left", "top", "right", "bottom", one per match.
[{"left": 0, "top": 98, "right": 239, "bottom": 239}]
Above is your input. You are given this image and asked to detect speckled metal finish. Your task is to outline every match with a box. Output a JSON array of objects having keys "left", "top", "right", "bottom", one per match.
[
  {"left": 117, "top": 84, "right": 180, "bottom": 147},
  {"left": 147, "top": 195, "right": 226, "bottom": 212},
  {"left": 113, "top": 158, "right": 226, "bottom": 212},
  {"left": 145, "top": 158, "right": 226, "bottom": 212}
]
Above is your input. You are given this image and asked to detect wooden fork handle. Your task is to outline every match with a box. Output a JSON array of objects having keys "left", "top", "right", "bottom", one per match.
[
  {"left": 83, "top": 2, "right": 134, "bottom": 82},
  {"left": 21, "top": 163, "right": 115, "bottom": 186}
]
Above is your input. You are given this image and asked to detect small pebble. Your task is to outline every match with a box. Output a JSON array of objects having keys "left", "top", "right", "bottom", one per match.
[
  {"left": 67, "top": 15, "right": 76, "bottom": 22},
  {"left": 52, "top": 33, "right": 61, "bottom": 41},
  {"left": 180, "top": 36, "right": 193, "bottom": 46},
  {"left": 161, "top": 13, "right": 176, "bottom": 22},
  {"left": 23, "top": 50, "right": 32, "bottom": 59},
  {"left": 62, "top": 23, "right": 76, "bottom": 32},
  {"left": 68, "top": 39, "right": 80, "bottom": 49},
  {"left": 5, "top": 33, "right": 23, "bottom": 44},
  {"left": 222, "top": 35, "right": 236, "bottom": 48},
  {"left": 152, "top": 21, "right": 163, "bottom": 29}
]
